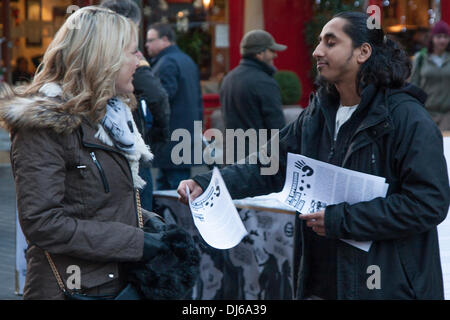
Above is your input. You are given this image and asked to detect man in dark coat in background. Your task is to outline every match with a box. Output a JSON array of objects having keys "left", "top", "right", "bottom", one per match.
[
  {"left": 220, "top": 30, "right": 287, "bottom": 163},
  {"left": 179, "top": 12, "right": 450, "bottom": 299},
  {"left": 132, "top": 55, "right": 171, "bottom": 210},
  {"left": 132, "top": 56, "right": 170, "bottom": 153},
  {"left": 146, "top": 22, "right": 203, "bottom": 190}
]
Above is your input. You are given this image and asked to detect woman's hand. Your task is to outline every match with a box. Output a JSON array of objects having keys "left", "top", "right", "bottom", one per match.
[{"left": 177, "top": 179, "right": 203, "bottom": 205}]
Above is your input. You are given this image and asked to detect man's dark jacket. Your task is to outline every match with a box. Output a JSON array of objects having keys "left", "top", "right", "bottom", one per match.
[
  {"left": 194, "top": 83, "right": 450, "bottom": 299},
  {"left": 150, "top": 45, "right": 203, "bottom": 169},
  {"left": 221, "top": 58, "right": 286, "bottom": 131},
  {"left": 132, "top": 64, "right": 170, "bottom": 152}
]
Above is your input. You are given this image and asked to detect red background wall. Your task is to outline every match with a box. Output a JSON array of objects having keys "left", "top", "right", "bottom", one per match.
[
  {"left": 229, "top": 1, "right": 314, "bottom": 107},
  {"left": 442, "top": 1, "right": 450, "bottom": 25},
  {"left": 228, "top": 0, "right": 245, "bottom": 71},
  {"left": 263, "top": 0, "right": 313, "bottom": 107}
]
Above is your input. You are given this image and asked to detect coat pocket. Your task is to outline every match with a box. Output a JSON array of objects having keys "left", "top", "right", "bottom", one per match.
[
  {"left": 395, "top": 241, "right": 418, "bottom": 299},
  {"left": 78, "top": 262, "right": 121, "bottom": 290}
]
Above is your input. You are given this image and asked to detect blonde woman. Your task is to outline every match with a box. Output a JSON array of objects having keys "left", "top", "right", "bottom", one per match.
[{"left": 0, "top": 6, "right": 199, "bottom": 300}]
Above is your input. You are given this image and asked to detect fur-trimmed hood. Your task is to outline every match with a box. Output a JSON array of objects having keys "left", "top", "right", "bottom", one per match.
[
  {"left": 1, "top": 83, "right": 153, "bottom": 189},
  {"left": 0, "top": 83, "right": 83, "bottom": 134}
]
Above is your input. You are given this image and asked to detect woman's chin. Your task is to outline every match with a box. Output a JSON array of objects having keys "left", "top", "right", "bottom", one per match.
[{"left": 115, "top": 84, "right": 134, "bottom": 95}]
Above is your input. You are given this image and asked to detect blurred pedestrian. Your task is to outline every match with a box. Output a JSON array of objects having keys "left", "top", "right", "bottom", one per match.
[
  {"left": 146, "top": 22, "right": 203, "bottom": 190},
  {"left": 101, "top": 0, "right": 171, "bottom": 211},
  {"left": 12, "top": 57, "right": 33, "bottom": 85},
  {"left": 410, "top": 20, "right": 450, "bottom": 130}
]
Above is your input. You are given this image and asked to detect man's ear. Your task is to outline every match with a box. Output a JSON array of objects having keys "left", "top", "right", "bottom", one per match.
[
  {"left": 161, "top": 36, "right": 170, "bottom": 44},
  {"left": 357, "top": 43, "right": 372, "bottom": 64},
  {"left": 255, "top": 50, "right": 265, "bottom": 62}
]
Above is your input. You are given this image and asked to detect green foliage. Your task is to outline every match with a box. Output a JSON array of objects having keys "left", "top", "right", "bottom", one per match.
[
  {"left": 274, "top": 71, "right": 302, "bottom": 105},
  {"left": 176, "top": 28, "right": 211, "bottom": 67},
  {"left": 304, "top": 0, "right": 363, "bottom": 78}
]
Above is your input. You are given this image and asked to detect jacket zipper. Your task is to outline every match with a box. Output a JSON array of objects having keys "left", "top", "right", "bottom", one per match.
[
  {"left": 328, "top": 128, "right": 336, "bottom": 162},
  {"left": 83, "top": 142, "right": 139, "bottom": 225},
  {"left": 328, "top": 145, "right": 335, "bottom": 162},
  {"left": 90, "top": 151, "right": 110, "bottom": 193},
  {"left": 371, "top": 151, "right": 376, "bottom": 165}
]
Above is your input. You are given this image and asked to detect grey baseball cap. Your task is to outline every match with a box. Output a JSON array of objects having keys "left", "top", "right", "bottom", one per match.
[{"left": 240, "top": 29, "right": 287, "bottom": 55}]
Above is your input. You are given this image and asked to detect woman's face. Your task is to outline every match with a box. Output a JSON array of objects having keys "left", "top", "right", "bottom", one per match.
[
  {"left": 432, "top": 33, "right": 450, "bottom": 55},
  {"left": 115, "top": 37, "right": 139, "bottom": 94}
]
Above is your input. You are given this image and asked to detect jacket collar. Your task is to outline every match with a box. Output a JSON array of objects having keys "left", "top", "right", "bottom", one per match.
[
  {"left": 318, "top": 83, "right": 380, "bottom": 117},
  {"left": 240, "top": 57, "right": 277, "bottom": 76},
  {"left": 151, "top": 45, "right": 180, "bottom": 65},
  {"left": 312, "top": 84, "right": 382, "bottom": 139},
  {"left": 79, "top": 118, "right": 121, "bottom": 153},
  {"left": 352, "top": 85, "right": 389, "bottom": 134},
  {"left": 426, "top": 51, "right": 450, "bottom": 64}
]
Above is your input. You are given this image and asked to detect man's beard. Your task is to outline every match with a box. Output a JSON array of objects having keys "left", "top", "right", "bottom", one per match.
[
  {"left": 315, "top": 74, "right": 331, "bottom": 87},
  {"left": 314, "top": 74, "right": 338, "bottom": 98},
  {"left": 314, "top": 50, "right": 355, "bottom": 94}
]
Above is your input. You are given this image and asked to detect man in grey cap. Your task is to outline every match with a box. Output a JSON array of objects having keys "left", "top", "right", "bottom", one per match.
[{"left": 220, "top": 29, "right": 287, "bottom": 163}]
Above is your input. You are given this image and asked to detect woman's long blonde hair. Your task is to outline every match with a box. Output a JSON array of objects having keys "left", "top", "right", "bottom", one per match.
[{"left": 24, "top": 6, "right": 137, "bottom": 123}]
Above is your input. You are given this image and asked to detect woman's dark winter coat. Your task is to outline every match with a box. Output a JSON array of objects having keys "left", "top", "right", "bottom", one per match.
[{"left": 0, "top": 88, "right": 150, "bottom": 299}]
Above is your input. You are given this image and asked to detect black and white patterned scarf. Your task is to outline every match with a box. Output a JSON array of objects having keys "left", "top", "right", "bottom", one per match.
[{"left": 101, "top": 97, "right": 136, "bottom": 154}]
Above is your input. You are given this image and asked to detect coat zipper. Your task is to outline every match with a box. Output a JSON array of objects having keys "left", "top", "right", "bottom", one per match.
[
  {"left": 328, "top": 128, "right": 336, "bottom": 162},
  {"left": 83, "top": 142, "right": 139, "bottom": 225},
  {"left": 90, "top": 151, "right": 110, "bottom": 193},
  {"left": 371, "top": 148, "right": 377, "bottom": 174},
  {"left": 328, "top": 145, "right": 335, "bottom": 162}
]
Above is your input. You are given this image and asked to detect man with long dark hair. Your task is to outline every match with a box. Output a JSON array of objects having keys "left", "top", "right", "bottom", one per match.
[{"left": 178, "top": 12, "right": 450, "bottom": 299}]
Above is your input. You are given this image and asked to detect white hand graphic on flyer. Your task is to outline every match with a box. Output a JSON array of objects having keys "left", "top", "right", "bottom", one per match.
[{"left": 276, "top": 153, "right": 390, "bottom": 252}]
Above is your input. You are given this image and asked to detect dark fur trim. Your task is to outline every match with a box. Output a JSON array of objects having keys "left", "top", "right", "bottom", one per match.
[{"left": 127, "top": 224, "right": 201, "bottom": 300}]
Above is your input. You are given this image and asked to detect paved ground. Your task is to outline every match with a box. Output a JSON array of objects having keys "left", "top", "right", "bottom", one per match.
[
  {"left": 0, "top": 165, "right": 20, "bottom": 300},
  {"left": 0, "top": 128, "right": 21, "bottom": 300}
]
